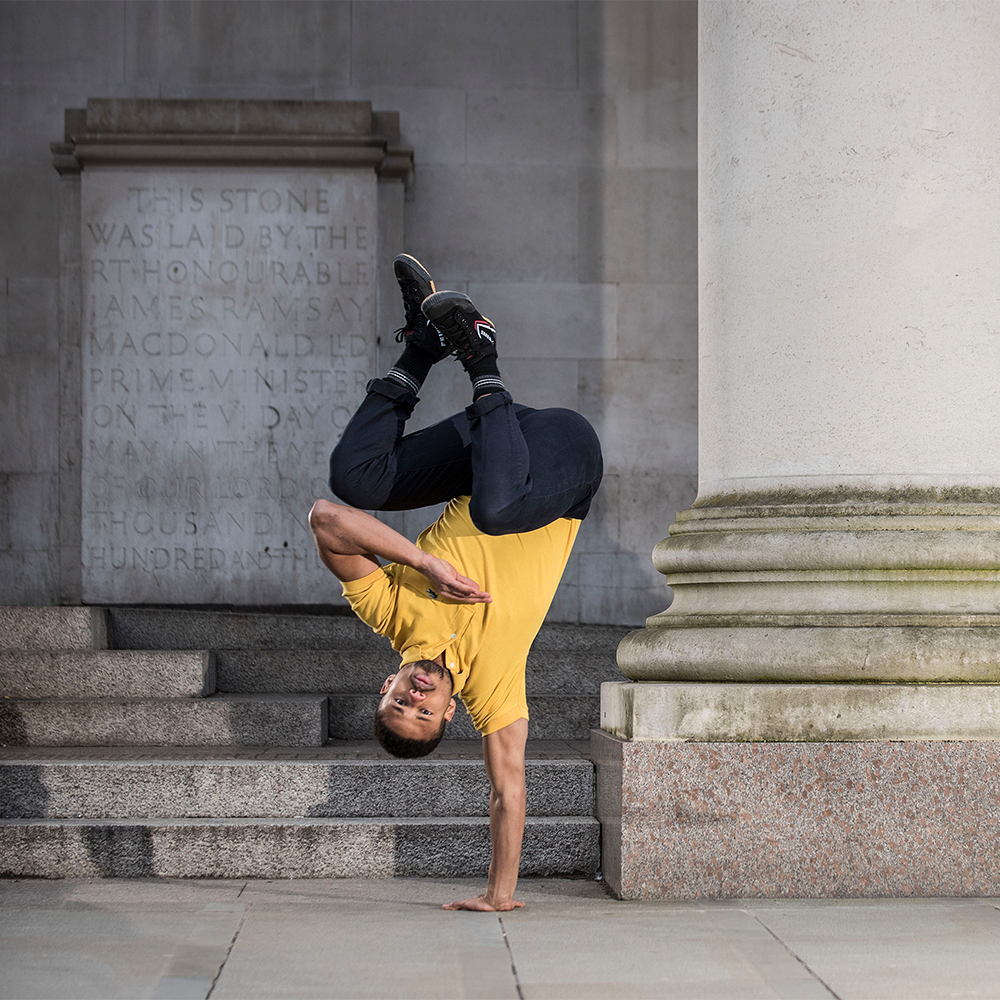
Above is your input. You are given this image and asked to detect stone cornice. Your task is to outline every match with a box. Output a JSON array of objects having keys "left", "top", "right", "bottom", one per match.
[{"left": 51, "top": 99, "right": 414, "bottom": 178}]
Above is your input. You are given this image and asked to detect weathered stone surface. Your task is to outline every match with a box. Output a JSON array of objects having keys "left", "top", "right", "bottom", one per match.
[
  {"left": 0, "top": 606, "right": 106, "bottom": 650},
  {"left": 0, "top": 649, "right": 214, "bottom": 698},
  {"left": 466, "top": 91, "right": 616, "bottom": 168},
  {"left": 593, "top": 730, "right": 1000, "bottom": 898},
  {"left": 0, "top": 757, "right": 594, "bottom": 819},
  {"left": 0, "top": 1, "right": 125, "bottom": 89},
  {"left": 0, "top": 694, "right": 327, "bottom": 746},
  {"left": 0, "top": 815, "right": 599, "bottom": 878},
  {"left": 4, "top": 3, "right": 700, "bottom": 625},
  {"left": 577, "top": 168, "right": 697, "bottom": 285},
  {"left": 351, "top": 1, "right": 578, "bottom": 91},
  {"left": 528, "top": 622, "right": 631, "bottom": 653},
  {"left": 644, "top": 505, "right": 1000, "bottom": 621},
  {"left": 406, "top": 164, "right": 578, "bottom": 283},
  {"left": 602, "top": 681, "right": 1000, "bottom": 742},
  {"left": 123, "top": 3, "right": 352, "bottom": 91},
  {"left": 466, "top": 281, "right": 616, "bottom": 361}
]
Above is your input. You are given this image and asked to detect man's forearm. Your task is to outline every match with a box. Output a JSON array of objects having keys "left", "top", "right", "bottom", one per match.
[
  {"left": 486, "top": 785, "right": 526, "bottom": 906},
  {"left": 310, "top": 500, "right": 491, "bottom": 602},
  {"left": 312, "top": 502, "right": 426, "bottom": 570}
]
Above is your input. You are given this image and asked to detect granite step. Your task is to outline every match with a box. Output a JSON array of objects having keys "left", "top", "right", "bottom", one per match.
[
  {"left": 0, "top": 815, "right": 600, "bottom": 879},
  {"left": 107, "top": 607, "right": 628, "bottom": 668},
  {"left": 209, "top": 647, "right": 620, "bottom": 696},
  {"left": 0, "top": 694, "right": 328, "bottom": 747},
  {"left": 214, "top": 649, "right": 396, "bottom": 693},
  {"left": 330, "top": 693, "right": 599, "bottom": 741},
  {"left": 107, "top": 607, "right": 384, "bottom": 652},
  {"left": 0, "top": 650, "right": 215, "bottom": 699},
  {"left": 0, "top": 607, "right": 108, "bottom": 650},
  {"left": 0, "top": 752, "right": 595, "bottom": 819}
]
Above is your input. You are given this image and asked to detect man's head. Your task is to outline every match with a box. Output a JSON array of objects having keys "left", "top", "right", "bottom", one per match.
[{"left": 374, "top": 659, "right": 456, "bottom": 758}]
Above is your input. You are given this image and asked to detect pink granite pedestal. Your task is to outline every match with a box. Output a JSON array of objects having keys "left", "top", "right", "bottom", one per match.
[{"left": 592, "top": 730, "right": 1000, "bottom": 899}]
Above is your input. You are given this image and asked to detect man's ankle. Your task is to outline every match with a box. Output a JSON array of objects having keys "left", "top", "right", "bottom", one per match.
[{"left": 384, "top": 343, "right": 435, "bottom": 394}]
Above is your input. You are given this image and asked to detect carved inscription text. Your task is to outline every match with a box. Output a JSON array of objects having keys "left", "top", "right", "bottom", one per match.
[{"left": 81, "top": 169, "right": 377, "bottom": 602}]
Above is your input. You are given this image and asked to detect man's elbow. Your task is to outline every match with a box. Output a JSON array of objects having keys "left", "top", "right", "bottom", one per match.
[{"left": 309, "top": 499, "right": 348, "bottom": 545}]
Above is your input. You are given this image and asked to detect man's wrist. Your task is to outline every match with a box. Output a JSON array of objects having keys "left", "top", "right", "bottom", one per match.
[{"left": 411, "top": 547, "right": 436, "bottom": 578}]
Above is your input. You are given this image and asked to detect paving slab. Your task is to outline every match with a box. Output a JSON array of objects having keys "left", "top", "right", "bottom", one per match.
[
  {"left": 503, "top": 903, "right": 834, "bottom": 999},
  {"left": 0, "top": 901, "right": 242, "bottom": 1000},
  {"left": 5, "top": 880, "right": 1000, "bottom": 1000},
  {"left": 753, "top": 900, "right": 1000, "bottom": 1000},
  {"left": 212, "top": 900, "right": 517, "bottom": 1000}
]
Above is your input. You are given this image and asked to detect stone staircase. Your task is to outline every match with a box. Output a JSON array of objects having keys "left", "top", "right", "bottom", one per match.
[{"left": 0, "top": 606, "right": 628, "bottom": 878}]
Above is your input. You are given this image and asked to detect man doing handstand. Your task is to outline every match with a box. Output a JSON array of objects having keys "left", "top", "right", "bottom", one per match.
[{"left": 309, "top": 254, "right": 603, "bottom": 911}]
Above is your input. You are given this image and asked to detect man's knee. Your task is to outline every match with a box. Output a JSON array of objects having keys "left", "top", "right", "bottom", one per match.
[
  {"left": 327, "top": 448, "right": 387, "bottom": 510},
  {"left": 327, "top": 446, "right": 353, "bottom": 498},
  {"left": 469, "top": 497, "right": 540, "bottom": 536},
  {"left": 468, "top": 502, "right": 516, "bottom": 536}
]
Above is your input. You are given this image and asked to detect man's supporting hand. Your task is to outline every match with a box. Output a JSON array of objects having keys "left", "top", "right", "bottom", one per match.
[
  {"left": 443, "top": 894, "right": 524, "bottom": 912},
  {"left": 443, "top": 718, "right": 528, "bottom": 911}
]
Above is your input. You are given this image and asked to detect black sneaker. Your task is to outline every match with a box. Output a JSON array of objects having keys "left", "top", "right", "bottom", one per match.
[
  {"left": 392, "top": 254, "right": 449, "bottom": 361},
  {"left": 421, "top": 290, "right": 498, "bottom": 365}
]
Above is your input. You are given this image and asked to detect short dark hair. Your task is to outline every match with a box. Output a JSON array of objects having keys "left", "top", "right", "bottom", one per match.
[{"left": 373, "top": 707, "right": 447, "bottom": 758}]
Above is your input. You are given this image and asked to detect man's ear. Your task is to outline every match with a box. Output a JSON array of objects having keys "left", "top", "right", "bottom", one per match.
[
  {"left": 444, "top": 698, "right": 457, "bottom": 721},
  {"left": 380, "top": 675, "right": 395, "bottom": 695}
]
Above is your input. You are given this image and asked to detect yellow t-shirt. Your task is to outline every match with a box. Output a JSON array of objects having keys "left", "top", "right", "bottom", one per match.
[{"left": 342, "top": 496, "right": 580, "bottom": 735}]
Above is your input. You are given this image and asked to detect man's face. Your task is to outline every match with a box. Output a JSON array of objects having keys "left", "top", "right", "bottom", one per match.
[{"left": 379, "top": 660, "right": 456, "bottom": 740}]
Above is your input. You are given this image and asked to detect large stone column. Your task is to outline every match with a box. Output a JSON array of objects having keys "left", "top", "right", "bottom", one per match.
[{"left": 596, "top": 1, "right": 1000, "bottom": 898}]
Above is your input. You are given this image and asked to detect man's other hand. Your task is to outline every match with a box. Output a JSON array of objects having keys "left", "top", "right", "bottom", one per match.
[
  {"left": 420, "top": 554, "right": 492, "bottom": 604},
  {"left": 443, "top": 894, "right": 524, "bottom": 911}
]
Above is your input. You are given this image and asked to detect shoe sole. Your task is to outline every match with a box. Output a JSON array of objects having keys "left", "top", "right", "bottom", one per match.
[
  {"left": 393, "top": 254, "right": 435, "bottom": 297},
  {"left": 420, "top": 289, "right": 476, "bottom": 324},
  {"left": 421, "top": 291, "right": 495, "bottom": 359}
]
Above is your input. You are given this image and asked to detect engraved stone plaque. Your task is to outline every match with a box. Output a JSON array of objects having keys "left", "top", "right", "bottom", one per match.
[{"left": 81, "top": 168, "right": 377, "bottom": 602}]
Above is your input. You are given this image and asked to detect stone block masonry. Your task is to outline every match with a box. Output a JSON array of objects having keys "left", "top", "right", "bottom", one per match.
[
  {"left": 594, "top": 732, "right": 1000, "bottom": 899},
  {"left": 3, "top": 3, "right": 700, "bottom": 624}
]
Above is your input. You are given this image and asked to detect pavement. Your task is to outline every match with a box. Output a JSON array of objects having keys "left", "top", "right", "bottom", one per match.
[{"left": 4, "top": 879, "right": 1000, "bottom": 999}]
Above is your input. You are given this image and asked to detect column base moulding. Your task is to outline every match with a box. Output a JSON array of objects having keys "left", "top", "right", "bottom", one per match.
[
  {"left": 618, "top": 624, "right": 1000, "bottom": 683},
  {"left": 592, "top": 729, "right": 1000, "bottom": 899},
  {"left": 601, "top": 680, "right": 1000, "bottom": 742}
]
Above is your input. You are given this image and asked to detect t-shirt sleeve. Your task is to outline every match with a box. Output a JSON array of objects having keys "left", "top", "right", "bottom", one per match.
[
  {"left": 341, "top": 565, "right": 396, "bottom": 637},
  {"left": 476, "top": 661, "right": 529, "bottom": 736}
]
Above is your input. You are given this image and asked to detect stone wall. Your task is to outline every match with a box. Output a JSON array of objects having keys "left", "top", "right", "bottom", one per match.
[{"left": 0, "top": 0, "right": 697, "bottom": 624}]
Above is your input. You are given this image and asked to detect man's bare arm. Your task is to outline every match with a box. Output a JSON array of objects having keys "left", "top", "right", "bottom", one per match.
[
  {"left": 444, "top": 717, "right": 527, "bottom": 911},
  {"left": 309, "top": 499, "right": 491, "bottom": 602}
]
